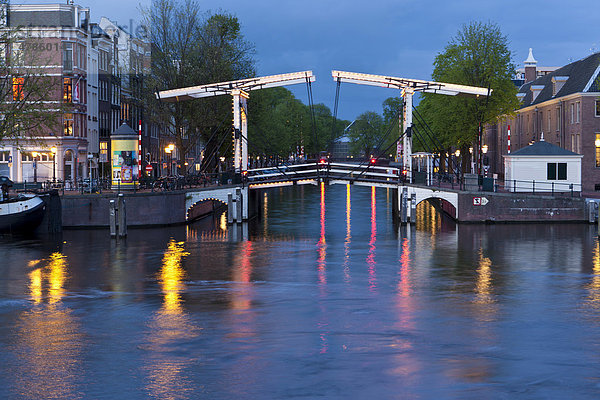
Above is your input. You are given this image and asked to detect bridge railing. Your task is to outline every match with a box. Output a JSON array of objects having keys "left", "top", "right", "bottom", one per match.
[{"left": 246, "top": 161, "right": 403, "bottom": 186}]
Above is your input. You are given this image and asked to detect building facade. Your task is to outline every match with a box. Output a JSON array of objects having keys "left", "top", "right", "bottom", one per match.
[
  {"left": 0, "top": 3, "right": 91, "bottom": 183},
  {"left": 485, "top": 51, "right": 600, "bottom": 192}
]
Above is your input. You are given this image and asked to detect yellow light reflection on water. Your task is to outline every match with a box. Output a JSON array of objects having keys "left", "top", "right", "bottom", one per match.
[
  {"left": 587, "top": 239, "right": 600, "bottom": 308},
  {"left": 48, "top": 252, "right": 67, "bottom": 304},
  {"left": 263, "top": 192, "right": 269, "bottom": 236},
  {"left": 17, "top": 252, "right": 82, "bottom": 399},
  {"left": 475, "top": 248, "right": 494, "bottom": 305},
  {"left": 415, "top": 200, "right": 440, "bottom": 234},
  {"left": 343, "top": 184, "right": 352, "bottom": 283},
  {"left": 159, "top": 240, "right": 189, "bottom": 314},
  {"left": 367, "top": 186, "right": 377, "bottom": 292},
  {"left": 29, "top": 268, "right": 43, "bottom": 304},
  {"left": 145, "top": 240, "right": 197, "bottom": 399},
  {"left": 220, "top": 211, "right": 228, "bottom": 231}
]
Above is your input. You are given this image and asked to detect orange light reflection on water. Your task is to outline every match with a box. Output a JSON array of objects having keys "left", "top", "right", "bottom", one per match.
[
  {"left": 231, "top": 240, "right": 254, "bottom": 311},
  {"left": 159, "top": 240, "right": 189, "bottom": 315},
  {"left": 390, "top": 237, "right": 420, "bottom": 381},
  {"left": 145, "top": 239, "right": 198, "bottom": 399},
  {"left": 16, "top": 252, "right": 83, "bottom": 400},
  {"left": 367, "top": 186, "right": 377, "bottom": 292}
]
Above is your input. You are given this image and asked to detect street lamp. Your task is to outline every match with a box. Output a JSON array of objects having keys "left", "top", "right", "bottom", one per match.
[
  {"left": 164, "top": 145, "right": 172, "bottom": 176},
  {"left": 51, "top": 146, "right": 57, "bottom": 183},
  {"left": 31, "top": 151, "right": 38, "bottom": 183},
  {"left": 482, "top": 144, "right": 488, "bottom": 154}
]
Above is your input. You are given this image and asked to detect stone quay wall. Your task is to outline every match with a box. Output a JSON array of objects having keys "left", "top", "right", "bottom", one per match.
[{"left": 457, "top": 191, "right": 588, "bottom": 223}]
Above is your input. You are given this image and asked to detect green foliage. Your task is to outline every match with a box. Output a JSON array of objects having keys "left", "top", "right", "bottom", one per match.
[
  {"left": 348, "top": 111, "right": 385, "bottom": 157},
  {"left": 248, "top": 87, "right": 348, "bottom": 159},
  {"left": 418, "top": 21, "right": 519, "bottom": 149},
  {"left": 143, "top": 0, "right": 255, "bottom": 163}
]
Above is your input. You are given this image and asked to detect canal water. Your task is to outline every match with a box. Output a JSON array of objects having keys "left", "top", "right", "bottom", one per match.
[{"left": 1, "top": 184, "right": 600, "bottom": 399}]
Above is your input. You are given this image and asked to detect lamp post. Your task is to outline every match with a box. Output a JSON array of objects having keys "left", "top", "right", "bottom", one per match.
[
  {"left": 31, "top": 151, "right": 38, "bottom": 183},
  {"left": 51, "top": 146, "right": 57, "bottom": 183},
  {"left": 454, "top": 149, "right": 460, "bottom": 178},
  {"left": 482, "top": 144, "right": 489, "bottom": 177},
  {"left": 165, "top": 144, "right": 174, "bottom": 176}
]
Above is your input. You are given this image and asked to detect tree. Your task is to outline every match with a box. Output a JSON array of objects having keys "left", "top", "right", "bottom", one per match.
[
  {"left": 248, "top": 87, "right": 348, "bottom": 163},
  {"left": 143, "top": 0, "right": 255, "bottom": 172},
  {"left": 0, "top": 25, "right": 62, "bottom": 145},
  {"left": 348, "top": 111, "right": 385, "bottom": 157},
  {"left": 418, "top": 21, "right": 519, "bottom": 171}
]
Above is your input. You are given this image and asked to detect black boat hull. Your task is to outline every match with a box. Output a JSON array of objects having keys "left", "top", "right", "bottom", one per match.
[{"left": 0, "top": 197, "right": 46, "bottom": 232}]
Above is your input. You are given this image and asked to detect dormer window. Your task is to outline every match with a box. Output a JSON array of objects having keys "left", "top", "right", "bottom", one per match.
[
  {"left": 551, "top": 76, "right": 568, "bottom": 96},
  {"left": 530, "top": 85, "right": 544, "bottom": 102},
  {"left": 516, "top": 93, "right": 526, "bottom": 102}
]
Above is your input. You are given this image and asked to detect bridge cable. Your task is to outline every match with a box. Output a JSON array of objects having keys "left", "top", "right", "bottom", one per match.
[
  {"left": 305, "top": 78, "right": 319, "bottom": 155},
  {"left": 412, "top": 106, "right": 461, "bottom": 180},
  {"left": 200, "top": 129, "right": 232, "bottom": 175},
  {"left": 339, "top": 106, "right": 403, "bottom": 181},
  {"left": 198, "top": 112, "right": 234, "bottom": 173},
  {"left": 200, "top": 121, "right": 234, "bottom": 175},
  {"left": 329, "top": 78, "right": 341, "bottom": 153},
  {"left": 242, "top": 102, "right": 300, "bottom": 180}
]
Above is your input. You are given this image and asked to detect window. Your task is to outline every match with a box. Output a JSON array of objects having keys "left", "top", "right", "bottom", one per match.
[
  {"left": 547, "top": 162, "right": 567, "bottom": 180},
  {"left": 63, "top": 42, "right": 72, "bottom": 71},
  {"left": 63, "top": 77, "right": 72, "bottom": 102},
  {"left": 556, "top": 108, "right": 560, "bottom": 131},
  {"left": 576, "top": 101, "right": 581, "bottom": 123},
  {"left": 547, "top": 163, "right": 557, "bottom": 180},
  {"left": 12, "top": 77, "right": 24, "bottom": 101},
  {"left": 596, "top": 100, "right": 600, "bottom": 117},
  {"left": 558, "top": 163, "right": 567, "bottom": 180},
  {"left": 571, "top": 103, "right": 575, "bottom": 124},
  {"left": 63, "top": 113, "right": 73, "bottom": 136},
  {"left": 547, "top": 113, "right": 551, "bottom": 133},
  {"left": 596, "top": 133, "right": 600, "bottom": 168}
]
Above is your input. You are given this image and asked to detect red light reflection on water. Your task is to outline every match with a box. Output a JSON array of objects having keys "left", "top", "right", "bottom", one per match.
[
  {"left": 317, "top": 182, "right": 327, "bottom": 287},
  {"left": 232, "top": 240, "right": 254, "bottom": 310},
  {"left": 367, "top": 186, "right": 377, "bottom": 292},
  {"left": 398, "top": 238, "right": 411, "bottom": 297}
]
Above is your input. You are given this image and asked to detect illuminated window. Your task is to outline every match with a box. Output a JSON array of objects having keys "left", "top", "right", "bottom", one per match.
[
  {"left": 63, "top": 77, "right": 72, "bottom": 102},
  {"left": 12, "top": 77, "right": 24, "bottom": 101},
  {"left": 63, "top": 113, "right": 73, "bottom": 136},
  {"left": 596, "top": 133, "right": 600, "bottom": 168},
  {"left": 596, "top": 100, "right": 600, "bottom": 117}
]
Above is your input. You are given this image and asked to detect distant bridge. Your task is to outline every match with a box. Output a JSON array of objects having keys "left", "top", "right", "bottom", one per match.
[{"left": 184, "top": 161, "right": 461, "bottom": 224}]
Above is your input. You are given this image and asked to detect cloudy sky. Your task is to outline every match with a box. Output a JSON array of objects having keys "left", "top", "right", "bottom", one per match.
[{"left": 20, "top": 0, "right": 600, "bottom": 121}]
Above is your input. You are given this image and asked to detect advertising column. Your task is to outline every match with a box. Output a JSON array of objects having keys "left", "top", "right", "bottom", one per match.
[{"left": 110, "top": 123, "right": 139, "bottom": 189}]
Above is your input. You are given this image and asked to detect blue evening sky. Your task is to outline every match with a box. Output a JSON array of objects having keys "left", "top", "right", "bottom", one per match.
[{"left": 19, "top": 0, "right": 600, "bottom": 121}]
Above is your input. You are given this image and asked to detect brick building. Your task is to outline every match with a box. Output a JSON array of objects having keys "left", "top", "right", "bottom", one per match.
[
  {"left": 485, "top": 50, "right": 600, "bottom": 192},
  {"left": 0, "top": 3, "right": 91, "bottom": 183}
]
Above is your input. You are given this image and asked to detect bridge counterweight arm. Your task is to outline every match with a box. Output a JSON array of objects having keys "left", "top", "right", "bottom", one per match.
[{"left": 157, "top": 71, "right": 315, "bottom": 102}]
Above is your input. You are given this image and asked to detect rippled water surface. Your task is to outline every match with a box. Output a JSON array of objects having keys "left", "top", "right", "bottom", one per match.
[{"left": 1, "top": 184, "right": 600, "bottom": 399}]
